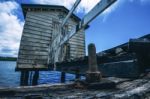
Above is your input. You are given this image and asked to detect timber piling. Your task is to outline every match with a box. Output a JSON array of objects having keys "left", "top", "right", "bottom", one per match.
[{"left": 20, "top": 71, "right": 39, "bottom": 86}]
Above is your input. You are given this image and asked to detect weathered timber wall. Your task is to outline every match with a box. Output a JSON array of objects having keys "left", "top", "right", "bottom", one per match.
[
  {"left": 17, "top": 8, "right": 85, "bottom": 70},
  {"left": 17, "top": 11, "right": 52, "bottom": 70}
]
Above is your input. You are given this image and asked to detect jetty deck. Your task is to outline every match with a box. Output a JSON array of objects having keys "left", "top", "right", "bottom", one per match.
[{"left": 55, "top": 34, "right": 150, "bottom": 78}]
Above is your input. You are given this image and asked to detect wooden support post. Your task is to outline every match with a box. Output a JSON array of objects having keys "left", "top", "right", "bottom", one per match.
[
  {"left": 20, "top": 71, "right": 29, "bottom": 86},
  {"left": 86, "top": 43, "right": 101, "bottom": 83},
  {"left": 32, "top": 71, "right": 39, "bottom": 85},
  {"left": 20, "top": 71, "right": 25, "bottom": 86},
  {"left": 75, "top": 67, "right": 80, "bottom": 80},
  {"left": 61, "top": 71, "right": 66, "bottom": 83},
  {"left": 29, "top": 71, "right": 33, "bottom": 85},
  {"left": 24, "top": 71, "right": 29, "bottom": 86}
]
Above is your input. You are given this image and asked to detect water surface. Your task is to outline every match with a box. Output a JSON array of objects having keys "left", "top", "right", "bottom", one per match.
[{"left": 0, "top": 61, "right": 77, "bottom": 87}]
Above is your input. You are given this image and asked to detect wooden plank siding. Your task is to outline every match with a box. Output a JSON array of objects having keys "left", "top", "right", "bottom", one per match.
[
  {"left": 18, "top": 53, "right": 48, "bottom": 58},
  {"left": 69, "top": 29, "right": 85, "bottom": 59},
  {"left": 17, "top": 6, "right": 85, "bottom": 70},
  {"left": 17, "top": 11, "right": 52, "bottom": 70}
]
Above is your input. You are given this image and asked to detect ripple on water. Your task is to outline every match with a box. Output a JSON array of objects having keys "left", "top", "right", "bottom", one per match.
[{"left": 0, "top": 61, "right": 81, "bottom": 87}]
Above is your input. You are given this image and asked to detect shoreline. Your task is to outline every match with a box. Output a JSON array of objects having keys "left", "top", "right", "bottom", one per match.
[{"left": 0, "top": 57, "right": 17, "bottom": 61}]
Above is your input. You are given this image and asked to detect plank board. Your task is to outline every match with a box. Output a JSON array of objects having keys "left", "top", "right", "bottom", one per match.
[
  {"left": 17, "top": 11, "right": 52, "bottom": 70},
  {"left": 18, "top": 55, "right": 48, "bottom": 60},
  {"left": 22, "top": 33, "right": 51, "bottom": 41},
  {"left": 23, "top": 29, "right": 52, "bottom": 37},
  {"left": 21, "top": 37, "right": 51, "bottom": 44}
]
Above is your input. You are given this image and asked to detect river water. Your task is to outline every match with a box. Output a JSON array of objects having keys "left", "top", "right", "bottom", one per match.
[{"left": 0, "top": 61, "right": 78, "bottom": 87}]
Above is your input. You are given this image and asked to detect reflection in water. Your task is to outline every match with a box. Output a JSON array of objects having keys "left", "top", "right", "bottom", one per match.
[{"left": 0, "top": 61, "right": 82, "bottom": 87}]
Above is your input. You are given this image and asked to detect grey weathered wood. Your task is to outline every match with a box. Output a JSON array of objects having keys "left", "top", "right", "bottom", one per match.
[
  {"left": 70, "top": 44, "right": 85, "bottom": 49},
  {"left": 21, "top": 38, "right": 51, "bottom": 44},
  {"left": 70, "top": 51, "right": 85, "bottom": 56},
  {"left": 19, "top": 47, "right": 49, "bottom": 53},
  {"left": 70, "top": 47, "right": 85, "bottom": 51},
  {"left": 25, "top": 18, "right": 52, "bottom": 27},
  {"left": 24, "top": 28, "right": 51, "bottom": 35},
  {"left": 25, "top": 17, "right": 52, "bottom": 26},
  {"left": 17, "top": 6, "right": 85, "bottom": 70},
  {"left": 22, "top": 33, "right": 51, "bottom": 41},
  {"left": 21, "top": 37, "right": 51, "bottom": 44},
  {"left": 21, "top": 36, "right": 51, "bottom": 43},
  {"left": 18, "top": 55, "right": 48, "bottom": 60},
  {"left": 70, "top": 49, "right": 85, "bottom": 53},
  {"left": 19, "top": 50, "right": 48, "bottom": 56},
  {"left": 70, "top": 36, "right": 85, "bottom": 41},
  {"left": 62, "top": 0, "right": 81, "bottom": 27},
  {"left": 70, "top": 51, "right": 85, "bottom": 55},
  {"left": 20, "top": 44, "right": 48, "bottom": 49},
  {"left": 69, "top": 41, "right": 85, "bottom": 46},
  {"left": 69, "top": 34, "right": 85, "bottom": 40},
  {"left": 26, "top": 14, "right": 52, "bottom": 24},
  {"left": 27, "top": 12, "right": 55, "bottom": 19},
  {"left": 17, "top": 64, "right": 48, "bottom": 69},
  {"left": 24, "top": 25, "right": 52, "bottom": 33},
  {"left": 20, "top": 42, "right": 49, "bottom": 47},
  {"left": 70, "top": 54, "right": 84, "bottom": 59},
  {"left": 28, "top": 12, "right": 59, "bottom": 20},
  {"left": 24, "top": 29, "right": 51, "bottom": 37},
  {"left": 81, "top": 0, "right": 116, "bottom": 28},
  {"left": 18, "top": 59, "right": 47, "bottom": 64},
  {"left": 26, "top": 14, "right": 52, "bottom": 23},
  {"left": 25, "top": 21, "right": 52, "bottom": 30}
]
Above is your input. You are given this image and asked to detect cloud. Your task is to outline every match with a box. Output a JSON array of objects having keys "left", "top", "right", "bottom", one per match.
[
  {"left": 31, "top": 0, "right": 121, "bottom": 22},
  {"left": 76, "top": 0, "right": 100, "bottom": 13},
  {"left": 31, "top": 0, "right": 120, "bottom": 14},
  {"left": 37, "top": 0, "right": 150, "bottom": 20},
  {"left": 32, "top": 0, "right": 100, "bottom": 13},
  {"left": 32, "top": 0, "right": 75, "bottom": 9},
  {"left": 1, "top": 0, "right": 149, "bottom": 57},
  {"left": 0, "top": 1, "right": 24, "bottom": 57},
  {"left": 0, "top": 0, "right": 121, "bottom": 57}
]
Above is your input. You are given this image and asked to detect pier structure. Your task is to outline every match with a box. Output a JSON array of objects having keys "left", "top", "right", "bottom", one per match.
[
  {"left": 55, "top": 34, "right": 150, "bottom": 79},
  {"left": 16, "top": 0, "right": 118, "bottom": 85},
  {"left": 16, "top": 4, "right": 86, "bottom": 85}
]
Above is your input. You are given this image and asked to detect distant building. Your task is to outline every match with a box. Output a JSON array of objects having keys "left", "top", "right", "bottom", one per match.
[{"left": 16, "top": 4, "right": 85, "bottom": 70}]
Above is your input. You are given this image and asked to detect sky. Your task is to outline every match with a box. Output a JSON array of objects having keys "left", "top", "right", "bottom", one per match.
[{"left": 0, "top": 0, "right": 150, "bottom": 57}]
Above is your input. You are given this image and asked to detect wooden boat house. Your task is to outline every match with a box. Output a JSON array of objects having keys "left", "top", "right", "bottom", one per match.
[{"left": 16, "top": 4, "right": 86, "bottom": 71}]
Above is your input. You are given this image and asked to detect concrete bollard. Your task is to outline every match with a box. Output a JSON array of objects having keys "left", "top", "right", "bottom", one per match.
[{"left": 86, "top": 43, "right": 101, "bottom": 83}]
